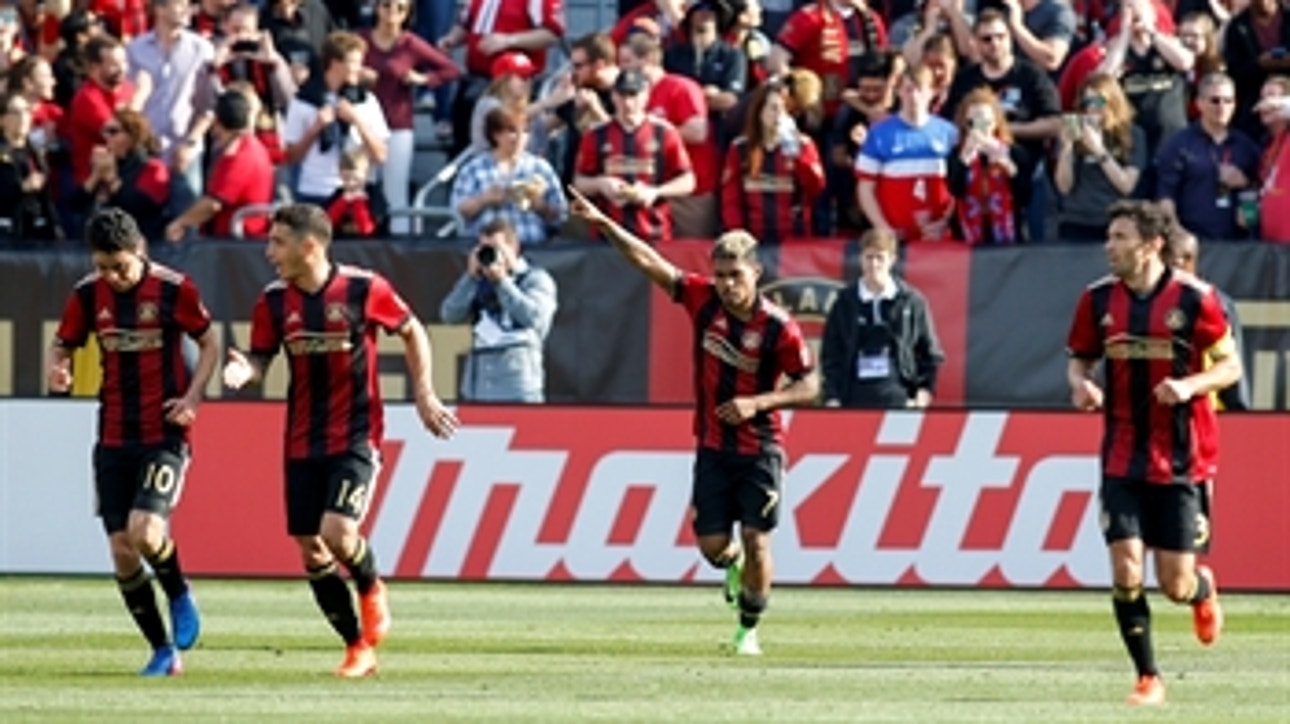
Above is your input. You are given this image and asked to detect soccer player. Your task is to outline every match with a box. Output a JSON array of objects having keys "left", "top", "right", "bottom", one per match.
[
  {"left": 221, "top": 204, "right": 458, "bottom": 677},
  {"left": 567, "top": 186, "right": 818, "bottom": 656},
  {"left": 49, "top": 208, "right": 216, "bottom": 676},
  {"left": 1066, "top": 200, "right": 1239, "bottom": 707}
]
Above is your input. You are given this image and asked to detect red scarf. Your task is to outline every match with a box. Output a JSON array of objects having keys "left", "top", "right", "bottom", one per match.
[{"left": 957, "top": 157, "right": 1017, "bottom": 246}]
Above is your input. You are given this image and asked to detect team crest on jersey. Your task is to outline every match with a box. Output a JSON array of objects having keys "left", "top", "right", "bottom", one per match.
[
  {"left": 1164, "top": 308, "right": 1185, "bottom": 330},
  {"left": 138, "top": 302, "right": 158, "bottom": 323},
  {"left": 742, "top": 330, "right": 761, "bottom": 349},
  {"left": 326, "top": 303, "right": 347, "bottom": 323}
]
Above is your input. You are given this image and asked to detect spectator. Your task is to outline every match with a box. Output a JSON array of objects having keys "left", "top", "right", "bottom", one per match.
[
  {"left": 769, "top": 0, "right": 889, "bottom": 119},
  {"left": 1054, "top": 72, "right": 1147, "bottom": 240},
  {"left": 820, "top": 228, "right": 944, "bottom": 409},
  {"left": 211, "top": 5, "right": 298, "bottom": 166},
  {"left": 551, "top": 32, "right": 619, "bottom": 186},
  {"left": 415, "top": 0, "right": 459, "bottom": 139},
  {"left": 720, "top": 79, "right": 826, "bottom": 243},
  {"left": 1156, "top": 72, "right": 1261, "bottom": 240},
  {"left": 193, "top": 0, "right": 237, "bottom": 39},
  {"left": 452, "top": 107, "right": 566, "bottom": 246},
  {"left": 67, "top": 35, "right": 134, "bottom": 187},
  {"left": 1178, "top": 12, "right": 1226, "bottom": 120},
  {"left": 91, "top": 0, "right": 148, "bottom": 41},
  {"left": 261, "top": 0, "right": 335, "bottom": 83},
  {"left": 903, "top": 0, "right": 976, "bottom": 71},
  {"left": 0, "top": 4, "right": 24, "bottom": 79},
  {"left": 949, "top": 86, "right": 1029, "bottom": 244},
  {"left": 1256, "top": 74, "right": 1290, "bottom": 242},
  {"left": 9, "top": 55, "right": 62, "bottom": 156},
  {"left": 663, "top": 0, "right": 748, "bottom": 147},
  {"left": 831, "top": 51, "right": 898, "bottom": 234},
  {"left": 996, "top": 0, "right": 1077, "bottom": 72},
  {"left": 609, "top": 0, "right": 687, "bottom": 47},
  {"left": 1096, "top": 0, "right": 1193, "bottom": 164},
  {"left": 361, "top": 0, "right": 461, "bottom": 233},
  {"left": 856, "top": 64, "right": 958, "bottom": 242},
  {"left": 943, "top": 8, "right": 1060, "bottom": 240},
  {"left": 52, "top": 9, "right": 101, "bottom": 109},
  {"left": 1223, "top": 0, "right": 1290, "bottom": 137},
  {"left": 0, "top": 92, "right": 60, "bottom": 245},
  {"left": 71, "top": 108, "right": 171, "bottom": 239},
  {"left": 127, "top": 0, "right": 217, "bottom": 214},
  {"left": 283, "top": 31, "right": 389, "bottom": 205},
  {"left": 325, "top": 149, "right": 385, "bottom": 237},
  {"left": 725, "top": 0, "right": 772, "bottom": 89},
  {"left": 621, "top": 32, "right": 716, "bottom": 238},
  {"left": 573, "top": 69, "right": 695, "bottom": 244},
  {"left": 165, "top": 89, "right": 274, "bottom": 240},
  {"left": 439, "top": 218, "right": 558, "bottom": 403},
  {"left": 437, "top": 0, "right": 565, "bottom": 156},
  {"left": 468, "top": 52, "right": 548, "bottom": 154},
  {"left": 920, "top": 32, "right": 959, "bottom": 116}
]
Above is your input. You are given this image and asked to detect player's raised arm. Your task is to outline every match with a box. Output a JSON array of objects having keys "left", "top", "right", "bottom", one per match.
[{"left": 567, "top": 186, "right": 681, "bottom": 296}]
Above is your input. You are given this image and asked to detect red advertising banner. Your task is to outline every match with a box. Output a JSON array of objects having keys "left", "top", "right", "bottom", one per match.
[{"left": 172, "top": 405, "right": 1290, "bottom": 591}]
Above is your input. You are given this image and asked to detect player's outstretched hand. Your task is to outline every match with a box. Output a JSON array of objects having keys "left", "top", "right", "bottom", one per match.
[
  {"left": 416, "top": 393, "right": 459, "bottom": 439},
  {"left": 567, "top": 185, "right": 608, "bottom": 228},
  {"left": 1071, "top": 379, "right": 1103, "bottom": 411},
  {"left": 223, "top": 348, "right": 253, "bottom": 389},
  {"left": 162, "top": 396, "right": 199, "bottom": 427},
  {"left": 47, "top": 358, "right": 72, "bottom": 394},
  {"left": 716, "top": 396, "right": 760, "bottom": 425}
]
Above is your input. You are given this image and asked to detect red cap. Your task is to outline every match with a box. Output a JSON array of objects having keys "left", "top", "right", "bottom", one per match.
[{"left": 490, "top": 52, "right": 537, "bottom": 80}]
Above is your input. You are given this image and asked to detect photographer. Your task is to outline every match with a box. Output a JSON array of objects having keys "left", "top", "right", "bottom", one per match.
[
  {"left": 439, "top": 219, "right": 558, "bottom": 403},
  {"left": 283, "top": 31, "right": 389, "bottom": 205}
]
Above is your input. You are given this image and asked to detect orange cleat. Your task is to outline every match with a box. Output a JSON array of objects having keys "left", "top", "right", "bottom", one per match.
[
  {"left": 335, "top": 641, "right": 377, "bottom": 678},
  {"left": 1192, "top": 565, "right": 1223, "bottom": 646},
  {"left": 1125, "top": 675, "right": 1166, "bottom": 706},
  {"left": 359, "top": 579, "right": 391, "bottom": 648}
]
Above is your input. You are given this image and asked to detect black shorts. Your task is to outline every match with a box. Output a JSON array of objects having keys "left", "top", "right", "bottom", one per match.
[
  {"left": 93, "top": 442, "right": 189, "bottom": 534},
  {"left": 691, "top": 447, "right": 784, "bottom": 537},
  {"left": 285, "top": 451, "right": 378, "bottom": 536},
  {"left": 1099, "top": 477, "right": 1212, "bottom": 553}
]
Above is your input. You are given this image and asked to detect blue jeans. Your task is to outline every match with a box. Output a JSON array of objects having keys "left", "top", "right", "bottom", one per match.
[{"left": 416, "top": 0, "right": 458, "bottom": 122}]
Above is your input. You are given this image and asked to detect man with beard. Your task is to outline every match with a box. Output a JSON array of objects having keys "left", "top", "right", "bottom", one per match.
[{"left": 68, "top": 35, "right": 135, "bottom": 186}]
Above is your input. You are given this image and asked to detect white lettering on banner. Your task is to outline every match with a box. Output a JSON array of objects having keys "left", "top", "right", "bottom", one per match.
[
  {"left": 759, "top": 453, "right": 851, "bottom": 585},
  {"left": 997, "top": 456, "right": 1104, "bottom": 586},
  {"left": 557, "top": 452, "right": 694, "bottom": 580}
]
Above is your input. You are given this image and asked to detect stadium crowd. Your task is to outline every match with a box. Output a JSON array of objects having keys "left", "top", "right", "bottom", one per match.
[{"left": 0, "top": 0, "right": 1289, "bottom": 247}]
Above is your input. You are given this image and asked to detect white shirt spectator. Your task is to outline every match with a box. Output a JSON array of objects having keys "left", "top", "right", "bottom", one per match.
[{"left": 283, "top": 91, "right": 390, "bottom": 199}]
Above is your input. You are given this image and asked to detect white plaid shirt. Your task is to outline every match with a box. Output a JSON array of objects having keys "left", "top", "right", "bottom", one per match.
[{"left": 450, "top": 151, "right": 567, "bottom": 245}]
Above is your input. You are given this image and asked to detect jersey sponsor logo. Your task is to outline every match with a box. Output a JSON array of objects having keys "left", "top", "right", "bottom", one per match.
[
  {"left": 604, "top": 156, "right": 658, "bottom": 176},
  {"left": 1104, "top": 336, "right": 1173, "bottom": 360},
  {"left": 99, "top": 328, "right": 164, "bottom": 352},
  {"left": 284, "top": 330, "right": 353, "bottom": 355}
]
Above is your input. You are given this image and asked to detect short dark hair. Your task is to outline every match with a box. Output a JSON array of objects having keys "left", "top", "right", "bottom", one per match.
[
  {"left": 1108, "top": 200, "right": 1172, "bottom": 251},
  {"left": 479, "top": 218, "right": 518, "bottom": 245},
  {"left": 572, "top": 32, "right": 616, "bottom": 64},
  {"left": 974, "top": 8, "right": 1008, "bottom": 30},
  {"left": 214, "top": 90, "right": 252, "bottom": 132},
  {"left": 272, "top": 203, "right": 333, "bottom": 248},
  {"left": 855, "top": 51, "right": 894, "bottom": 81},
  {"left": 85, "top": 208, "right": 144, "bottom": 253},
  {"left": 84, "top": 35, "right": 122, "bottom": 66}
]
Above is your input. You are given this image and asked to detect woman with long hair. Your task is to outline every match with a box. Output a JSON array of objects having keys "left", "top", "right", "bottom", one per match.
[
  {"left": 1054, "top": 72, "right": 1147, "bottom": 241},
  {"left": 71, "top": 108, "right": 170, "bottom": 239},
  {"left": 720, "top": 78, "right": 825, "bottom": 244},
  {"left": 948, "top": 88, "right": 1029, "bottom": 245}
]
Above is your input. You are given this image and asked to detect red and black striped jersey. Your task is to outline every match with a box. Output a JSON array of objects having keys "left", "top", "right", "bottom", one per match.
[
  {"left": 674, "top": 273, "right": 813, "bottom": 454},
  {"left": 1067, "top": 267, "right": 1233, "bottom": 484},
  {"left": 55, "top": 261, "right": 212, "bottom": 447},
  {"left": 721, "top": 134, "right": 826, "bottom": 244},
  {"left": 576, "top": 117, "right": 692, "bottom": 244},
  {"left": 249, "top": 264, "right": 412, "bottom": 460}
]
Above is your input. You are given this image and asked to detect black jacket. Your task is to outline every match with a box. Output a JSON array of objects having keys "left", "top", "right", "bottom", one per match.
[
  {"left": 0, "top": 141, "right": 60, "bottom": 246},
  {"left": 820, "top": 278, "right": 945, "bottom": 405}
]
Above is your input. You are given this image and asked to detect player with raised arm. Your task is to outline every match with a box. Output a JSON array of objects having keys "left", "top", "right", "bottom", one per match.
[
  {"left": 1066, "top": 200, "right": 1239, "bottom": 706},
  {"left": 222, "top": 203, "right": 458, "bottom": 677},
  {"left": 568, "top": 186, "right": 818, "bottom": 655},
  {"left": 50, "top": 207, "right": 217, "bottom": 676}
]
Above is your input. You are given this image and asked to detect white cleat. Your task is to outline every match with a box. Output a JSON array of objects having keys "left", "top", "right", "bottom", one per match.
[{"left": 733, "top": 627, "right": 762, "bottom": 656}]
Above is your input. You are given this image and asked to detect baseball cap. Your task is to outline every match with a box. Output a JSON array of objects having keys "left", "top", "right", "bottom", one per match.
[
  {"left": 490, "top": 52, "right": 537, "bottom": 80},
  {"left": 613, "top": 69, "right": 650, "bottom": 96}
]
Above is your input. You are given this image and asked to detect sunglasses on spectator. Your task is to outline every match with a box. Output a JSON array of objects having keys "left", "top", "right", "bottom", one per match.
[
  {"left": 1206, "top": 96, "right": 1235, "bottom": 105},
  {"left": 1081, "top": 95, "right": 1107, "bottom": 109},
  {"left": 977, "top": 33, "right": 1008, "bottom": 43}
]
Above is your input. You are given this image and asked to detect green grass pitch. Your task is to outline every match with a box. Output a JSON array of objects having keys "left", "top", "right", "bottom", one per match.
[{"left": 1, "top": 578, "right": 1287, "bottom": 721}]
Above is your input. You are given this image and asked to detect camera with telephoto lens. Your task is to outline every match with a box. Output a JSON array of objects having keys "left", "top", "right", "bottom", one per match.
[{"left": 476, "top": 244, "right": 498, "bottom": 266}]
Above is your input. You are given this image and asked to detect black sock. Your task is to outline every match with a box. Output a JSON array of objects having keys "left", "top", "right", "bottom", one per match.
[
  {"left": 118, "top": 567, "right": 169, "bottom": 649},
  {"left": 307, "top": 561, "right": 361, "bottom": 645},
  {"left": 343, "top": 538, "right": 378, "bottom": 596},
  {"left": 737, "top": 589, "right": 768, "bottom": 630},
  {"left": 704, "top": 546, "right": 740, "bottom": 569},
  {"left": 1188, "top": 572, "right": 1212, "bottom": 604},
  {"left": 1112, "top": 585, "right": 1156, "bottom": 677},
  {"left": 145, "top": 538, "right": 189, "bottom": 601}
]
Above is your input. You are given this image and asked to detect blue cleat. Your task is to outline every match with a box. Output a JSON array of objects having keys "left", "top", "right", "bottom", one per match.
[
  {"left": 140, "top": 645, "right": 183, "bottom": 677},
  {"left": 170, "top": 590, "right": 201, "bottom": 651}
]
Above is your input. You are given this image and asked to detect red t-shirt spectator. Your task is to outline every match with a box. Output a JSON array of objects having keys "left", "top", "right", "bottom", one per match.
[
  {"left": 92, "top": 0, "right": 150, "bottom": 40},
  {"left": 67, "top": 77, "right": 135, "bottom": 184},
  {"left": 1260, "top": 128, "right": 1290, "bottom": 243},
  {"left": 647, "top": 73, "right": 717, "bottom": 195},
  {"left": 460, "top": 0, "right": 566, "bottom": 77},
  {"left": 777, "top": 1, "right": 888, "bottom": 116},
  {"left": 609, "top": 6, "right": 686, "bottom": 47},
  {"left": 205, "top": 134, "right": 275, "bottom": 237}
]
